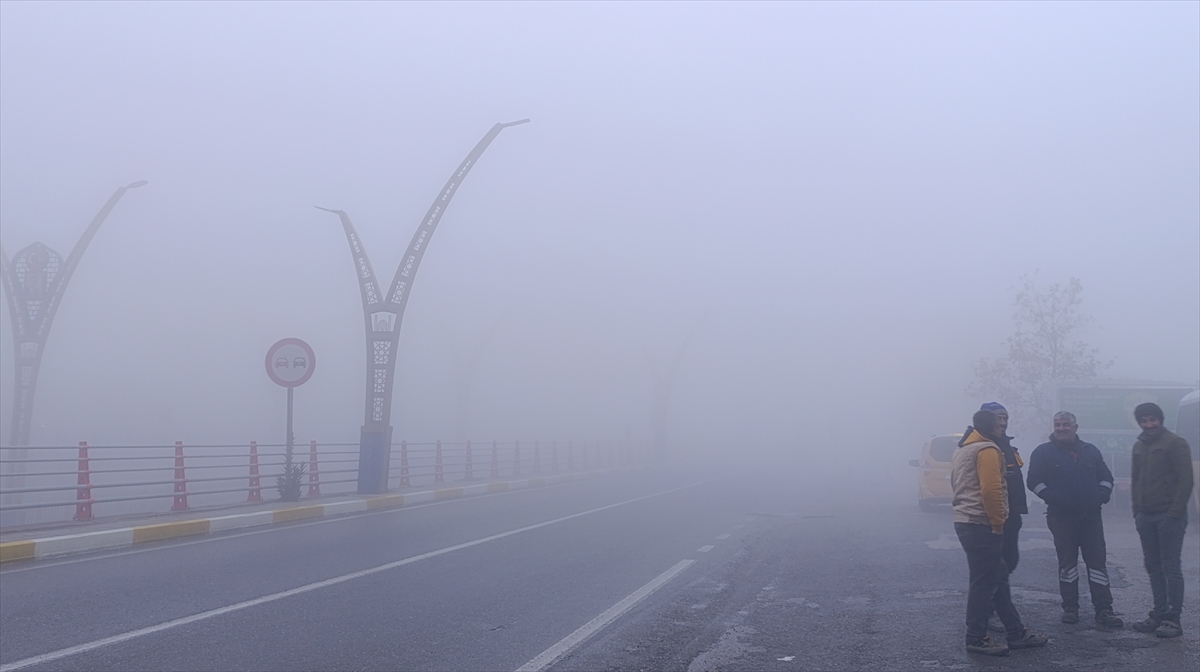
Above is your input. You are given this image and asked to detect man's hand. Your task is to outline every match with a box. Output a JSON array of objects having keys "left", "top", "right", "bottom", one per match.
[{"left": 992, "top": 526, "right": 1004, "bottom": 535}]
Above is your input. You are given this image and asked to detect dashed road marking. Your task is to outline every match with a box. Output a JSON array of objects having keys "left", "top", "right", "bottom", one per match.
[
  {"left": 697, "top": 545, "right": 715, "bottom": 552},
  {"left": 515, "top": 559, "right": 695, "bottom": 672},
  {"left": 0, "top": 483, "right": 708, "bottom": 672},
  {"left": 717, "top": 534, "right": 730, "bottom": 540}
]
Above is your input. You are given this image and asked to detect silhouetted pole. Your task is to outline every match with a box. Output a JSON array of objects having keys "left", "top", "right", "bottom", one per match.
[
  {"left": 317, "top": 121, "right": 529, "bottom": 493},
  {"left": 1, "top": 181, "right": 147, "bottom": 446}
]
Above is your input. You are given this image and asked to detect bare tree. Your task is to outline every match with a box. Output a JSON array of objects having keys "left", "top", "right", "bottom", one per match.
[{"left": 968, "top": 274, "right": 1111, "bottom": 434}]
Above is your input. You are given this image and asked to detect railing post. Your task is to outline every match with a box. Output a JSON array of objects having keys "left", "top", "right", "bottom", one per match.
[
  {"left": 400, "top": 440, "right": 410, "bottom": 487},
  {"left": 581, "top": 440, "right": 589, "bottom": 470},
  {"left": 567, "top": 440, "right": 574, "bottom": 471},
  {"left": 308, "top": 440, "right": 321, "bottom": 497},
  {"left": 74, "top": 441, "right": 93, "bottom": 521},
  {"left": 533, "top": 440, "right": 541, "bottom": 474},
  {"left": 490, "top": 440, "right": 499, "bottom": 478},
  {"left": 247, "top": 441, "right": 262, "bottom": 503},
  {"left": 514, "top": 440, "right": 521, "bottom": 476},
  {"left": 172, "top": 441, "right": 189, "bottom": 511},
  {"left": 465, "top": 440, "right": 473, "bottom": 480},
  {"left": 551, "top": 440, "right": 558, "bottom": 473},
  {"left": 435, "top": 440, "right": 444, "bottom": 483}
]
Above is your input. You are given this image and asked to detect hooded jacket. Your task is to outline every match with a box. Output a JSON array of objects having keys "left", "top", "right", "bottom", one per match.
[
  {"left": 951, "top": 429, "right": 1008, "bottom": 531},
  {"left": 1027, "top": 435, "right": 1113, "bottom": 519},
  {"left": 997, "top": 435, "right": 1028, "bottom": 515}
]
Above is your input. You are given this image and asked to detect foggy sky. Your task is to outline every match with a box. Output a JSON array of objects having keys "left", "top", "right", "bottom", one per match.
[{"left": 1, "top": 2, "right": 1197, "bottom": 468}]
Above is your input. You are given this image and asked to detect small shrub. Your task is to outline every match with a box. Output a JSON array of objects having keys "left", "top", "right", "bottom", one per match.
[{"left": 276, "top": 446, "right": 307, "bottom": 502}]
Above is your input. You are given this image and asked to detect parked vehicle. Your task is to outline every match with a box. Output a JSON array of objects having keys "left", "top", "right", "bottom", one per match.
[
  {"left": 1177, "top": 391, "right": 1200, "bottom": 519},
  {"left": 909, "top": 434, "right": 961, "bottom": 512}
]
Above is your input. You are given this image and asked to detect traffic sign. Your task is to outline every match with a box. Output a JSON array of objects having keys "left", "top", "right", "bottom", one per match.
[{"left": 265, "top": 338, "right": 316, "bottom": 388}]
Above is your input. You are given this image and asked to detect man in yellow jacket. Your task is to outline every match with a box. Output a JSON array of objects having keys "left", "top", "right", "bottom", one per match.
[{"left": 952, "top": 409, "right": 1048, "bottom": 656}]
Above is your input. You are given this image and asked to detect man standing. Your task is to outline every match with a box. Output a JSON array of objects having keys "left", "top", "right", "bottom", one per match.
[
  {"left": 1130, "top": 402, "right": 1193, "bottom": 639},
  {"left": 1027, "top": 411, "right": 1123, "bottom": 628},
  {"left": 952, "top": 409, "right": 1047, "bottom": 656},
  {"left": 981, "top": 402, "right": 1028, "bottom": 632}
]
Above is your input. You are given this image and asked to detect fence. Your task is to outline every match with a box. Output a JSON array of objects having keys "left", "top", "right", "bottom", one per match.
[{"left": 0, "top": 439, "right": 638, "bottom": 528}]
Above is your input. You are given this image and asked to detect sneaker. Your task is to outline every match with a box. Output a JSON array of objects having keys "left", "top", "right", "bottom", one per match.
[
  {"left": 1008, "top": 628, "right": 1049, "bottom": 650},
  {"left": 1095, "top": 611, "right": 1124, "bottom": 628},
  {"left": 967, "top": 636, "right": 1010, "bottom": 656},
  {"left": 1154, "top": 620, "right": 1182, "bottom": 639},
  {"left": 1132, "top": 613, "right": 1162, "bottom": 633},
  {"left": 1061, "top": 610, "right": 1079, "bottom": 624},
  {"left": 988, "top": 615, "right": 1005, "bottom": 632}
]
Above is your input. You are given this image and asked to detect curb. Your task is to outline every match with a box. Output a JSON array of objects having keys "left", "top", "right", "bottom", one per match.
[{"left": 0, "top": 470, "right": 610, "bottom": 565}]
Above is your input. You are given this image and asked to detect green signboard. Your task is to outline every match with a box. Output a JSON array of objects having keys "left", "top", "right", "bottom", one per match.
[{"left": 1058, "top": 385, "right": 1193, "bottom": 432}]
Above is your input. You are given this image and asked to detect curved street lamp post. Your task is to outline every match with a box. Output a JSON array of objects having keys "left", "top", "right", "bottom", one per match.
[{"left": 318, "top": 121, "right": 528, "bottom": 493}]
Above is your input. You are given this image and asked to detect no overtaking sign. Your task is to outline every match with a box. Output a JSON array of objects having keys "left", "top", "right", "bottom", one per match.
[{"left": 265, "top": 338, "right": 316, "bottom": 388}]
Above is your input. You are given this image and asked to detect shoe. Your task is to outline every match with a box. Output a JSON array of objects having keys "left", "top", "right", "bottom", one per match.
[
  {"left": 966, "top": 636, "right": 1010, "bottom": 656},
  {"left": 1154, "top": 620, "right": 1182, "bottom": 638},
  {"left": 1061, "top": 610, "right": 1079, "bottom": 624},
  {"left": 1008, "top": 628, "right": 1049, "bottom": 650},
  {"left": 988, "top": 615, "right": 1005, "bottom": 632},
  {"left": 1132, "top": 612, "right": 1162, "bottom": 633},
  {"left": 1095, "top": 611, "right": 1124, "bottom": 628}
]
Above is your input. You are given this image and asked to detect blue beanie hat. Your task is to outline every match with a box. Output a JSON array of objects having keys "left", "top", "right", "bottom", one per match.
[{"left": 980, "top": 402, "right": 1007, "bottom": 413}]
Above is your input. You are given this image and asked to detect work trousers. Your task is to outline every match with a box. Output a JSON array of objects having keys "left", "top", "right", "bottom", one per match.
[
  {"left": 1046, "top": 512, "right": 1113, "bottom": 614},
  {"left": 955, "top": 522, "right": 1024, "bottom": 645},
  {"left": 1135, "top": 511, "right": 1188, "bottom": 622}
]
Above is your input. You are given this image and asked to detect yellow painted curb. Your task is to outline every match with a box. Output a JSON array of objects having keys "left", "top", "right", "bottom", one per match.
[
  {"left": 367, "top": 494, "right": 405, "bottom": 510},
  {"left": 273, "top": 505, "right": 325, "bottom": 523},
  {"left": 487, "top": 482, "right": 509, "bottom": 493},
  {"left": 0, "top": 540, "right": 36, "bottom": 564},
  {"left": 434, "top": 487, "right": 464, "bottom": 500},
  {"left": 133, "top": 519, "right": 211, "bottom": 544}
]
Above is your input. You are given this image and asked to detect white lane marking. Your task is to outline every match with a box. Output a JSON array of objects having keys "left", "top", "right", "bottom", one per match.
[
  {"left": 697, "top": 545, "right": 715, "bottom": 552},
  {"left": 0, "top": 478, "right": 595, "bottom": 575},
  {"left": 515, "top": 559, "right": 695, "bottom": 672},
  {"left": 716, "top": 534, "right": 730, "bottom": 540},
  {"left": 0, "top": 483, "right": 706, "bottom": 672},
  {"left": 733, "top": 524, "right": 743, "bottom": 529}
]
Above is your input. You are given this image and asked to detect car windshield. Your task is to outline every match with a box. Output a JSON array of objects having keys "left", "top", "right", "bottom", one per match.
[{"left": 929, "top": 437, "right": 959, "bottom": 462}]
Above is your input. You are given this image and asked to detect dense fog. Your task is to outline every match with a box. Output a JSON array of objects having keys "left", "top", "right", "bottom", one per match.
[{"left": 1, "top": 2, "right": 1197, "bottom": 482}]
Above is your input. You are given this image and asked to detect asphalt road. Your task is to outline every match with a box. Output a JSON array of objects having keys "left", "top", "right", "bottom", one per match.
[{"left": 1, "top": 467, "right": 1196, "bottom": 671}]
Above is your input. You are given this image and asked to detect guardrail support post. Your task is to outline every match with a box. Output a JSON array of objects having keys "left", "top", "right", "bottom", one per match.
[
  {"left": 400, "top": 440, "right": 410, "bottom": 487},
  {"left": 514, "top": 440, "right": 521, "bottom": 476},
  {"left": 490, "top": 440, "right": 499, "bottom": 478},
  {"left": 308, "top": 440, "right": 321, "bottom": 497},
  {"left": 533, "top": 440, "right": 541, "bottom": 474},
  {"left": 465, "top": 440, "right": 473, "bottom": 480},
  {"left": 247, "top": 441, "right": 262, "bottom": 503},
  {"left": 74, "top": 441, "right": 94, "bottom": 521},
  {"left": 567, "top": 440, "right": 574, "bottom": 471},
  {"left": 435, "top": 440, "right": 444, "bottom": 483},
  {"left": 581, "top": 440, "right": 589, "bottom": 470},
  {"left": 172, "top": 441, "right": 189, "bottom": 511},
  {"left": 551, "top": 440, "right": 558, "bottom": 473}
]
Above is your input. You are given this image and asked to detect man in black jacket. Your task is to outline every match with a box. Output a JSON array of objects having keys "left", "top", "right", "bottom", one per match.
[
  {"left": 1027, "top": 411, "right": 1123, "bottom": 628},
  {"left": 982, "top": 402, "right": 1028, "bottom": 633}
]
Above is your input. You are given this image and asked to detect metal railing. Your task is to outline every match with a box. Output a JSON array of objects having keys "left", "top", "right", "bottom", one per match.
[{"left": 0, "top": 439, "right": 640, "bottom": 528}]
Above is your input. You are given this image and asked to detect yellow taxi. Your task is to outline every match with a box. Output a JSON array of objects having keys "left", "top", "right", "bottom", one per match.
[{"left": 909, "top": 434, "right": 962, "bottom": 511}]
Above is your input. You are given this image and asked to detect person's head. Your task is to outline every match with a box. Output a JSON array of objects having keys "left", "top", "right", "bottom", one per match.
[
  {"left": 1135, "top": 402, "right": 1165, "bottom": 436},
  {"left": 1053, "top": 411, "right": 1078, "bottom": 442},
  {"left": 972, "top": 409, "right": 1000, "bottom": 440},
  {"left": 980, "top": 402, "right": 1008, "bottom": 436}
]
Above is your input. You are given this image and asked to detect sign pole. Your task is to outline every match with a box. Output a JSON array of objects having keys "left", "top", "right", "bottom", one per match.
[{"left": 287, "top": 386, "right": 294, "bottom": 459}]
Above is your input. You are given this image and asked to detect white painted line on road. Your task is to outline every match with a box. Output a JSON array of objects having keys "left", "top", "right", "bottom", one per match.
[
  {"left": 697, "top": 545, "right": 715, "bottom": 553},
  {"left": 717, "top": 534, "right": 730, "bottom": 540},
  {"left": 515, "top": 559, "right": 695, "bottom": 672},
  {"left": 0, "top": 483, "right": 707, "bottom": 672},
  {"left": 0, "top": 478, "right": 592, "bottom": 575}
]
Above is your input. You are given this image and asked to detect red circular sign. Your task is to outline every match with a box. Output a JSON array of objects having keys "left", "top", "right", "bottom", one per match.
[{"left": 265, "top": 338, "right": 316, "bottom": 387}]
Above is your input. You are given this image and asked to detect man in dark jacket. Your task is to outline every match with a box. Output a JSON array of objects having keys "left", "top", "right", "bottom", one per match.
[
  {"left": 1130, "top": 402, "right": 1193, "bottom": 639},
  {"left": 1027, "top": 411, "right": 1123, "bottom": 628},
  {"left": 982, "top": 402, "right": 1028, "bottom": 633}
]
